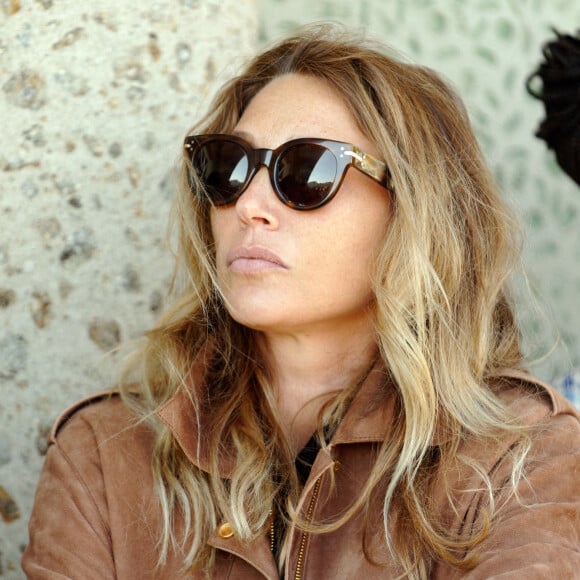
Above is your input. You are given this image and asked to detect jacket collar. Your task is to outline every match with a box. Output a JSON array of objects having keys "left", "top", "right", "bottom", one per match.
[
  {"left": 330, "top": 362, "right": 395, "bottom": 445},
  {"left": 155, "top": 345, "right": 397, "bottom": 477}
]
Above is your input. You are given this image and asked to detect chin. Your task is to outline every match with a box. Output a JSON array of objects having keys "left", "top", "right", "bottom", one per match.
[{"left": 225, "top": 305, "right": 281, "bottom": 332}]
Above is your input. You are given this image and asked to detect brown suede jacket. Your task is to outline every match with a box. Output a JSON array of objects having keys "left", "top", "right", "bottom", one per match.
[{"left": 23, "top": 366, "right": 580, "bottom": 579}]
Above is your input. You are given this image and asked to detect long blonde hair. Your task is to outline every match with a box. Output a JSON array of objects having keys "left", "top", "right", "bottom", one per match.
[{"left": 122, "top": 24, "right": 529, "bottom": 578}]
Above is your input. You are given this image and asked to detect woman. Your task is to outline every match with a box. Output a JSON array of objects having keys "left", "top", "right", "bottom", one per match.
[{"left": 23, "top": 25, "right": 580, "bottom": 579}]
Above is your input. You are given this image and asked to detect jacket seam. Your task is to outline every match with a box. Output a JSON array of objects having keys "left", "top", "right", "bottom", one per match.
[{"left": 53, "top": 421, "right": 112, "bottom": 553}]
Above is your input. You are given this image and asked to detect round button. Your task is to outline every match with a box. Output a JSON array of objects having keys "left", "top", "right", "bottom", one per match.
[{"left": 218, "top": 522, "right": 234, "bottom": 539}]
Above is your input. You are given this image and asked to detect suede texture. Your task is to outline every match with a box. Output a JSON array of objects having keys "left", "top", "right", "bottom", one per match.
[{"left": 23, "top": 367, "right": 580, "bottom": 579}]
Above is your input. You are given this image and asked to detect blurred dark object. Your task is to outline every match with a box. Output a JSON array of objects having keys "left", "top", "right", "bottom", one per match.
[{"left": 526, "top": 29, "right": 580, "bottom": 187}]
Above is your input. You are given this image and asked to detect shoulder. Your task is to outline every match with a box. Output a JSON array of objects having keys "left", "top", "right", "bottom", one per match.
[
  {"left": 496, "top": 369, "right": 580, "bottom": 427},
  {"left": 49, "top": 388, "right": 152, "bottom": 452},
  {"left": 451, "top": 371, "right": 580, "bottom": 485},
  {"left": 479, "top": 371, "right": 580, "bottom": 493},
  {"left": 27, "top": 391, "right": 162, "bottom": 577},
  {"left": 51, "top": 390, "right": 120, "bottom": 440}
]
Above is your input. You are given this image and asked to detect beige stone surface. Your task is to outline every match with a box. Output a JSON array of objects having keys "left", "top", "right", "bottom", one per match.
[{"left": 0, "top": 0, "right": 257, "bottom": 575}]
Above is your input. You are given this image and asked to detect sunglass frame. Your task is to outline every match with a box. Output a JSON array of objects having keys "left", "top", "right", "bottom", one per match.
[{"left": 184, "top": 134, "right": 392, "bottom": 211}]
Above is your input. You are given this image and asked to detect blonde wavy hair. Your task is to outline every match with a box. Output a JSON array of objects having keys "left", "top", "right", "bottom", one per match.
[{"left": 122, "top": 24, "right": 530, "bottom": 578}]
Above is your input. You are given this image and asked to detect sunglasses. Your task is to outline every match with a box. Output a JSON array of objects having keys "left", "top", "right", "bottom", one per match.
[{"left": 183, "top": 134, "right": 392, "bottom": 210}]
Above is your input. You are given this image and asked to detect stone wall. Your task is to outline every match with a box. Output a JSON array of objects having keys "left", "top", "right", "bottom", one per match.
[{"left": 0, "top": 0, "right": 257, "bottom": 575}]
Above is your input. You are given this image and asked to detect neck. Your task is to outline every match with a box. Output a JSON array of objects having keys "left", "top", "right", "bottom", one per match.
[{"left": 258, "top": 318, "right": 378, "bottom": 453}]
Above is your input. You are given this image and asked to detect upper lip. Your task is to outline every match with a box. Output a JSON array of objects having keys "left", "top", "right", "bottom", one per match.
[{"left": 226, "top": 245, "right": 289, "bottom": 268}]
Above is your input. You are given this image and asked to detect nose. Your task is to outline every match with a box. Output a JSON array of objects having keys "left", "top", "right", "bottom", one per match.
[{"left": 234, "top": 162, "right": 280, "bottom": 228}]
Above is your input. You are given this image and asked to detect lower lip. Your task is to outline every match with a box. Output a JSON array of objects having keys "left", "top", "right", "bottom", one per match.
[{"left": 229, "top": 258, "right": 287, "bottom": 273}]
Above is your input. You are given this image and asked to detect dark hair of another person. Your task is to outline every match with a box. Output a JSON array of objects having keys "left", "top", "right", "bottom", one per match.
[{"left": 527, "top": 29, "right": 580, "bottom": 186}]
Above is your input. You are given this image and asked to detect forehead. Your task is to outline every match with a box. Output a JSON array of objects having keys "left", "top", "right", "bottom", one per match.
[{"left": 234, "top": 73, "right": 377, "bottom": 154}]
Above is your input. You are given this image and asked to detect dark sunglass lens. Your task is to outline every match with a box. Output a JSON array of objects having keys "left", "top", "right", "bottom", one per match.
[
  {"left": 192, "top": 140, "right": 249, "bottom": 205},
  {"left": 276, "top": 144, "right": 337, "bottom": 208}
]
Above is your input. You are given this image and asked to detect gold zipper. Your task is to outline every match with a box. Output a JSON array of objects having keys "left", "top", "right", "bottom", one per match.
[
  {"left": 294, "top": 474, "right": 323, "bottom": 580},
  {"left": 269, "top": 510, "right": 275, "bottom": 553}
]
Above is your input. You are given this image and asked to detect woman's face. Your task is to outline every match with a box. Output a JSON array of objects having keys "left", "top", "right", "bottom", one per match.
[{"left": 210, "top": 73, "right": 391, "bottom": 337}]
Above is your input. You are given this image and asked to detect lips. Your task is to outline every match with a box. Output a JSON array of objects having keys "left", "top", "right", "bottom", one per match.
[{"left": 226, "top": 246, "right": 289, "bottom": 272}]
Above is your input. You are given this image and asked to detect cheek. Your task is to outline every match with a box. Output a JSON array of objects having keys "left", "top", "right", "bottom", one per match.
[
  {"left": 209, "top": 210, "right": 228, "bottom": 266},
  {"left": 324, "top": 211, "right": 389, "bottom": 287},
  {"left": 209, "top": 208, "right": 220, "bottom": 243},
  {"left": 305, "top": 222, "right": 377, "bottom": 289}
]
